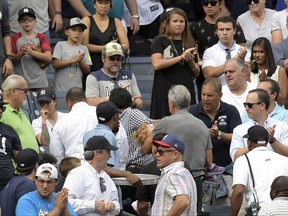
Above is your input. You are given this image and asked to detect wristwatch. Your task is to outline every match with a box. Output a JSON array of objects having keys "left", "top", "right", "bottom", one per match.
[
  {"left": 269, "top": 137, "right": 276, "bottom": 144},
  {"left": 217, "top": 130, "right": 222, "bottom": 140},
  {"left": 6, "top": 54, "right": 13, "bottom": 62},
  {"left": 131, "top": 15, "right": 140, "bottom": 19}
]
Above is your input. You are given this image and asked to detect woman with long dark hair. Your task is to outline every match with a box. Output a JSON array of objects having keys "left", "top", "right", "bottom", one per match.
[
  {"left": 150, "top": 8, "right": 199, "bottom": 119},
  {"left": 248, "top": 37, "right": 287, "bottom": 105}
]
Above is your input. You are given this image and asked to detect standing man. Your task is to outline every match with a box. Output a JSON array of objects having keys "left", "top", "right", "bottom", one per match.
[
  {"left": 221, "top": 58, "right": 257, "bottom": 116},
  {"left": 189, "top": 77, "right": 241, "bottom": 205},
  {"left": 151, "top": 134, "right": 197, "bottom": 216},
  {"left": 63, "top": 136, "right": 120, "bottom": 215},
  {"left": 191, "top": 0, "right": 246, "bottom": 99},
  {"left": 50, "top": 87, "right": 98, "bottom": 162},
  {"left": 0, "top": 0, "right": 13, "bottom": 85},
  {"left": 85, "top": 42, "right": 143, "bottom": 109},
  {"left": 1, "top": 148, "right": 38, "bottom": 216},
  {"left": 202, "top": 16, "right": 250, "bottom": 86},
  {"left": 242, "top": 78, "right": 288, "bottom": 124},
  {"left": 1, "top": 75, "right": 39, "bottom": 153},
  {"left": 16, "top": 163, "right": 76, "bottom": 215},
  {"left": 230, "top": 89, "right": 288, "bottom": 162},
  {"left": 231, "top": 125, "right": 288, "bottom": 216}
]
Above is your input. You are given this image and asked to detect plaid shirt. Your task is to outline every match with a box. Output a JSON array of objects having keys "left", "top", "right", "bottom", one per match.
[{"left": 120, "top": 107, "right": 154, "bottom": 166}]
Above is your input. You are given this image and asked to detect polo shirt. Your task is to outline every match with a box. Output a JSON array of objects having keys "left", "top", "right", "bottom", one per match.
[
  {"left": 1, "top": 104, "right": 39, "bottom": 153},
  {"left": 189, "top": 101, "right": 241, "bottom": 166}
]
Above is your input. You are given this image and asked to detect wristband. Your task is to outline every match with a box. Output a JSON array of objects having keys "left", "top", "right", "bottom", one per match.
[
  {"left": 55, "top": 11, "right": 62, "bottom": 15},
  {"left": 6, "top": 55, "right": 13, "bottom": 62}
]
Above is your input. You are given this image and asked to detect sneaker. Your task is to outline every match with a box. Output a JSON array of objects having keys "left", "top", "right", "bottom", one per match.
[
  {"left": 207, "top": 163, "right": 225, "bottom": 176},
  {"left": 204, "top": 176, "right": 220, "bottom": 185}
]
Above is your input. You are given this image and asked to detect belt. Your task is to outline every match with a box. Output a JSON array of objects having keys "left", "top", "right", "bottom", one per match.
[{"left": 126, "top": 164, "right": 142, "bottom": 169}]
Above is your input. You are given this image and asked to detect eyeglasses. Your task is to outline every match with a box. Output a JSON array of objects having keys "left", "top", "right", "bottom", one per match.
[
  {"left": 0, "top": 105, "right": 6, "bottom": 112},
  {"left": 15, "top": 88, "right": 29, "bottom": 93},
  {"left": 243, "top": 102, "right": 262, "bottom": 108},
  {"left": 246, "top": 0, "right": 260, "bottom": 5},
  {"left": 156, "top": 149, "right": 176, "bottom": 156},
  {"left": 19, "top": 17, "right": 35, "bottom": 23},
  {"left": 108, "top": 56, "right": 123, "bottom": 62},
  {"left": 202, "top": 1, "right": 219, "bottom": 7},
  {"left": 100, "top": 177, "right": 107, "bottom": 193}
]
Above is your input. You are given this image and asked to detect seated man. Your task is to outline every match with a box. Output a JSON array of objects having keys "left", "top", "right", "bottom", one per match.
[
  {"left": 258, "top": 175, "right": 288, "bottom": 215},
  {"left": 85, "top": 42, "right": 143, "bottom": 109},
  {"left": 63, "top": 136, "right": 120, "bottom": 215},
  {"left": 16, "top": 163, "right": 76, "bottom": 215}
]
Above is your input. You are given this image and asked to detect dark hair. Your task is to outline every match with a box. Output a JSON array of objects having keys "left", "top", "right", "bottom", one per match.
[
  {"left": 250, "top": 37, "right": 277, "bottom": 77},
  {"left": 259, "top": 78, "right": 280, "bottom": 101},
  {"left": 163, "top": 8, "right": 196, "bottom": 48},
  {"left": 109, "top": 88, "right": 132, "bottom": 109},
  {"left": 59, "top": 157, "right": 81, "bottom": 178},
  {"left": 38, "top": 153, "right": 58, "bottom": 166},
  {"left": 249, "top": 89, "right": 270, "bottom": 110},
  {"left": 66, "top": 87, "right": 86, "bottom": 103},
  {"left": 202, "top": 77, "right": 222, "bottom": 93},
  {"left": 153, "top": 132, "right": 167, "bottom": 141},
  {"left": 215, "top": 16, "right": 237, "bottom": 30}
]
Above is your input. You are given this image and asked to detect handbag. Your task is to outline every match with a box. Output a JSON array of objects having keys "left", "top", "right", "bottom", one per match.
[{"left": 244, "top": 154, "right": 260, "bottom": 216}]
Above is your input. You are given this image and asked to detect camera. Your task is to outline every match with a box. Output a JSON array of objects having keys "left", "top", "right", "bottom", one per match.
[{"left": 250, "top": 201, "right": 260, "bottom": 216}]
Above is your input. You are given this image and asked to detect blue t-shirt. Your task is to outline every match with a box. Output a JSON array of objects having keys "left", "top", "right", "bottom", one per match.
[
  {"left": 1, "top": 175, "right": 36, "bottom": 216},
  {"left": 16, "top": 191, "right": 77, "bottom": 216}
]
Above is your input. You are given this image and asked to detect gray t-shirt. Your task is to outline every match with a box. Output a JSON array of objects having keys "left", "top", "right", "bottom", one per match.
[
  {"left": 85, "top": 69, "right": 141, "bottom": 98},
  {"left": 52, "top": 41, "right": 92, "bottom": 92},
  {"left": 153, "top": 109, "right": 213, "bottom": 177}
]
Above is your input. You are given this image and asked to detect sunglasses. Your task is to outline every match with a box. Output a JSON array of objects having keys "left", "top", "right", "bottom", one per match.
[
  {"left": 246, "top": 0, "right": 260, "bottom": 5},
  {"left": 0, "top": 105, "right": 6, "bottom": 112},
  {"left": 15, "top": 88, "right": 29, "bottom": 94},
  {"left": 111, "top": 78, "right": 120, "bottom": 88},
  {"left": 202, "top": 1, "right": 219, "bottom": 6},
  {"left": 100, "top": 177, "right": 107, "bottom": 193},
  {"left": 108, "top": 56, "right": 123, "bottom": 62},
  {"left": 19, "top": 17, "right": 35, "bottom": 23},
  {"left": 156, "top": 149, "right": 176, "bottom": 156},
  {"left": 243, "top": 102, "right": 262, "bottom": 109}
]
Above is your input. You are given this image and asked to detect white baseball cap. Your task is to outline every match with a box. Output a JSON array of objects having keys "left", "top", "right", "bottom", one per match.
[{"left": 36, "top": 163, "right": 58, "bottom": 179}]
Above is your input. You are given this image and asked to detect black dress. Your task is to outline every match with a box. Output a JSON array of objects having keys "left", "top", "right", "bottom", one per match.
[{"left": 150, "top": 36, "right": 196, "bottom": 119}]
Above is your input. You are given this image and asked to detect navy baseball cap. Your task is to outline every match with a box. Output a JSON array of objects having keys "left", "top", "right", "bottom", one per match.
[
  {"left": 153, "top": 134, "right": 185, "bottom": 155},
  {"left": 37, "top": 87, "right": 56, "bottom": 103},
  {"left": 243, "top": 125, "right": 268, "bottom": 145},
  {"left": 96, "top": 101, "right": 120, "bottom": 123},
  {"left": 18, "top": 7, "right": 36, "bottom": 21}
]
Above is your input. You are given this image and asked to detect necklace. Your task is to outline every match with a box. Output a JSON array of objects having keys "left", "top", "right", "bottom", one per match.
[
  {"left": 211, "top": 102, "right": 221, "bottom": 112},
  {"left": 170, "top": 39, "right": 185, "bottom": 65}
]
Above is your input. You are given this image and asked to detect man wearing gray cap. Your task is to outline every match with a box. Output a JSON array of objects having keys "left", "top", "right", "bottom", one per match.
[
  {"left": 231, "top": 125, "right": 288, "bottom": 216},
  {"left": 64, "top": 135, "right": 120, "bottom": 215}
]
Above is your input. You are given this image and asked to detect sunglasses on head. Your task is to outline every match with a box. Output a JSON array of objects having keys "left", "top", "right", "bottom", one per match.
[
  {"left": 243, "top": 102, "right": 262, "bottom": 109},
  {"left": 202, "top": 1, "right": 219, "bottom": 7},
  {"left": 246, "top": 0, "right": 260, "bottom": 5}
]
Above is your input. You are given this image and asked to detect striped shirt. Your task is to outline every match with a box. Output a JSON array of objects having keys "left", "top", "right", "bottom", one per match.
[
  {"left": 151, "top": 161, "right": 197, "bottom": 216},
  {"left": 258, "top": 197, "right": 288, "bottom": 216}
]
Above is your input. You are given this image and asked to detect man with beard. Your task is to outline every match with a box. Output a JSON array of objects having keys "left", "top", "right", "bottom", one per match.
[
  {"left": 85, "top": 42, "right": 143, "bottom": 109},
  {"left": 1, "top": 75, "right": 39, "bottom": 152}
]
